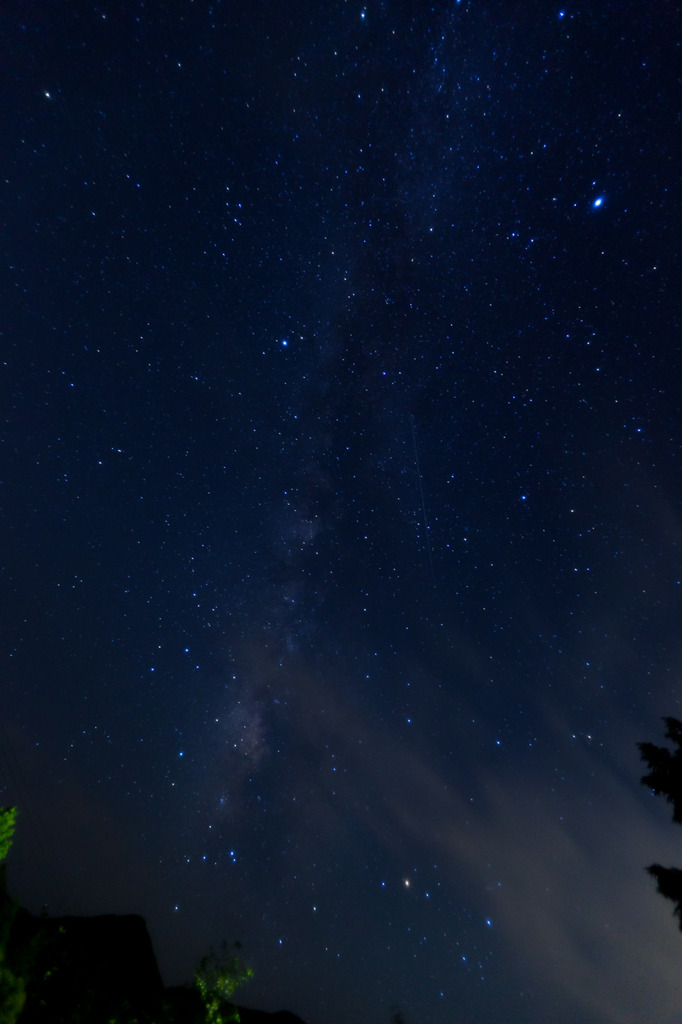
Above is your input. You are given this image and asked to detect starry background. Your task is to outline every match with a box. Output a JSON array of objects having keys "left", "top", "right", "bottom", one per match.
[{"left": 1, "top": 2, "right": 681, "bottom": 1022}]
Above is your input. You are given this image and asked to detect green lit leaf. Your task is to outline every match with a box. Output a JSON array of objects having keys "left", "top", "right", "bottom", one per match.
[{"left": 0, "top": 809, "right": 17, "bottom": 864}]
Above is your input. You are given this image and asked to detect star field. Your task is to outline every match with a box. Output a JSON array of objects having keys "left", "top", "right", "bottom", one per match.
[{"left": 1, "top": 3, "right": 681, "bottom": 1023}]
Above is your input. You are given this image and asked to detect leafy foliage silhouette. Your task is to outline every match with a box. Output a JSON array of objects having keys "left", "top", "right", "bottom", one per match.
[
  {"left": 0, "top": 807, "right": 25, "bottom": 1024},
  {"left": 639, "top": 717, "right": 682, "bottom": 928},
  {"left": 0, "top": 807, "right": 17, "bottom": 865},
  {"left": 195, "top": 941, "right": 254, "bottom": 1024}
]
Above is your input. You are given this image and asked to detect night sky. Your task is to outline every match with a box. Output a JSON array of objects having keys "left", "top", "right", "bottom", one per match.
[{"left": 2, "top": 2, "right": 681, "bottom": 1022}]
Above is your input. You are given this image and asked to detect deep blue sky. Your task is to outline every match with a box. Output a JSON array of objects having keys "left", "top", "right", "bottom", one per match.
[{"left": 2, "top": 2, "right": 681, "bottom": 1022}]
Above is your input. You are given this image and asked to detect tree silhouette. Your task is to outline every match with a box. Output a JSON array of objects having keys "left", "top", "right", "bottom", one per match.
[
  {"left": 639, "top": 717, "right": 682, "bottom": 928},
  {"left": 0, "top": 807, "right": 25, "bottom": 1024},
  {"left": 195, "top": 941, "right": 254, "bottom": 1024}
]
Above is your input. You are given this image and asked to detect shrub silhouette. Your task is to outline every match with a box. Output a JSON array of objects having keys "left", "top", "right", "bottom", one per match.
[{"left": 639, "top": 717, "right": 682, "bottom": 928}]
